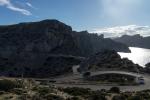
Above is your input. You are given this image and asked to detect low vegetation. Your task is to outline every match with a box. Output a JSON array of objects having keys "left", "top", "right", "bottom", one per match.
[{"left": 0, "top": 78, "right": 149, "bottom": 100}]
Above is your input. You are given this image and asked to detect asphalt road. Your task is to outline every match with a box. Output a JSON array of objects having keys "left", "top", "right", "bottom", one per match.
[{"left": 53, "top": 71, "right": 150, "bottom": 92}]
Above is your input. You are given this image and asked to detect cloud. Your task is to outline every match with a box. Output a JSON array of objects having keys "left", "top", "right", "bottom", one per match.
[
  {"left": 0, "top": 0, "right": 31, "bottom": 15},
  {"left": 26, "top": 2, "right": 37, "bottom": 9},
  {"left": 26, "top": 2, "right": 32, "bottom": 7},
  {"left": 92, "top": 25, "right": 150, "bottom": 38},
  {"left": 100, "top": 0, "right": 143, "bottom": 24}
]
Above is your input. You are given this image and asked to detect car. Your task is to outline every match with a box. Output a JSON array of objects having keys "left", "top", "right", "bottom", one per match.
[{"left": 138, "top": 76, "right": 145, "bottom": 84}]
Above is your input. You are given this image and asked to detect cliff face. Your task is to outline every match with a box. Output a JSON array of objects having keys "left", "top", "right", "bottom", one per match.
[
  {"left": 73, "top": 31, "right": 130, "bottom": 56},
  {"left": 0, "top": 19, "right": 81, "bottom": 57},
  {"left": 0, "top": 19, "right": 130, "bottom": 77},
  {"left": 114, "top": 34, "right": 150, "bottom": 49}
]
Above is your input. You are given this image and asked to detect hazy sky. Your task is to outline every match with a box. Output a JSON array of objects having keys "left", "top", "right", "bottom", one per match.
[{"left": 1, "top": 0, "right": 150, "bottom": 37}]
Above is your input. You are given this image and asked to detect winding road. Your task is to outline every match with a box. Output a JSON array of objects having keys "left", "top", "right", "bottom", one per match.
[{"left": 53, "top": 70, "right": 150, "bottom": 91}]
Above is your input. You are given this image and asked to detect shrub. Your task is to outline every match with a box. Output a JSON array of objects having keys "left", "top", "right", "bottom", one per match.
[
  {"left": 135, "top": 91, "right": 150, "bottom": 99},
  {"left": 45, "top": 93, "right": 65, "bottom": 100},
  {"left": 0, "top": 79, "right": 18, "bottom": 91},
  {"left": 12, "top": 88, "right": 27, "bottom": 95},
  {"left": 128, "top": 95, "right": 142, "bottom": 100},
  {"left": 112, "top": 95, "right": 126, "bottom": 100},
  {"left": 62, "top": 87, "right": 91, "bottom": 96},
  {"left": 67, "top": 96, "right": 82, "bottom": 100},
  {"left": 87, "top": 93, "right": 107, "bottom": 100},
  {"left": 38, "top": 87, "right": 51, "bottom": 96},
  {"left": 109, "top": 87, "right": 120, "bottom": 93}
]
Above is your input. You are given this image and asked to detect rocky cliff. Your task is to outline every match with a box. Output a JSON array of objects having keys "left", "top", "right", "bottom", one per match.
[{"left": 72, "top": 31, "right": 130, "bottom": 56}]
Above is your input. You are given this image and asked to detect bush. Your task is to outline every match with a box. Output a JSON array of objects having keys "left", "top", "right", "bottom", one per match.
[
  {"left": 12, "top": 88, "right": 27, "bottom": 95},
  {"left": 128, "top": 95, "right": 142, "bottom": 100},
  {"left": 45, "top": 93, "right": 65, "bottom": 100},
  {"left": 87, "top": 93, "right": 107, "bottom": 100},
  {"left": 67, "top": 96, "right": 82, "bottom": 100},
  {"left": 135, "top": 91, "right": 150, "bottom": 99},
  {"left": 0, "top": 79, "right": 18, "bottom": 91},
  {"left": 38, "top": 87, "right": 51, "bottom": 96},
  {"left": 109, "top": 87, "right": 120, "bottom": 93},
  {"left": 62, "top": 87, "right": 91, "bottom": 96},
  {"left": 112, "top": 95, "right": 126, "bottom": 100}
]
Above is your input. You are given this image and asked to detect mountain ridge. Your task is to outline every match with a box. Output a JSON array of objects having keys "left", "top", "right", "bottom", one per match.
[
  {"left": 0, "top": 19, "right": 130, "bottom": 77},
  {"left": 114, "top": 34, "right": 150, "bottom": 49}
]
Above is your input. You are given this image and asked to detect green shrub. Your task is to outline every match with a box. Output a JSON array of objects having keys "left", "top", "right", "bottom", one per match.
[
  {"left": 109, "top": 87, "right": 120, "bottom": 93},
  {"left": 0, "top": 91, "right": 5, "bottom": 95},
  {"left": 112, "top": 95, "right": 126, "bottom": 100},
  {"left": 87, "top": 93, "right": 107, "bottom": 100},
  {"left": 135, "top": 91, "right": 150, "bottom": 99},
  {"left": 38, "top": 87, "right": 50, "bottom": 95},
  {"left": 0, "top": 79, "right": 19, "bottom": 91},
  {"left": 45, "top": 93, "right": 65, "bottom": 100},
  {"left": 128, "top": 95, "right": 142, "bottom": 100},
  {"left": 12, "top": 88, "right": 27, "bottom": 95},
  {"left": 67, "top": 96, "right": 83, "bottom": 100},
  {"left": 63, "top": 87, "right": 91, "bottom": 96},
  {"left": 67, "top": 96, "right": 82, "bottom": 100},
  {"left": 37, "top": 87, "right": 54, "bottom": 96}
]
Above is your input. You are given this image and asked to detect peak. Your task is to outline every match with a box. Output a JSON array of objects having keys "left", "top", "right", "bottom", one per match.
[
  {"left": 33, "top": 19, "right": 65, "bottom": 25},
  {"left": 39, "top": 19, "right": 61, "bottom": 23},
  {"left": 18, "top": 19, "right": 69, "bottom": 26},
  {"left": 0, "top": 19, "right": 72, "bottom": 34}
]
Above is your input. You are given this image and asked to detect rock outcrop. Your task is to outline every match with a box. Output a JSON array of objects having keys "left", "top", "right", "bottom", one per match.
[
  {"left": 0, "top": 19, "right": 81, "bottom": 57},
  {"left": 79, "top": 50, "right": 144, "bottom": 73},
  {"left": 73, "top": 31, "right": 130, "bottom": 56},
  {"left": 145, "top": 63, "right": 150, "bottom": 73}
]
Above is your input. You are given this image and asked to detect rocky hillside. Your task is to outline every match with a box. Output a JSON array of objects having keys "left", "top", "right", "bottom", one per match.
[
  {"left": 0, "top": 19, "right": 81, "bottom": 57},
  {"left": 79, "top": 50, "right": 144, "bottom": 73},
  {"left": 114, "top": 34, "right": 150, "bottom": 49},
  {"left": 0, "top": 19, "right": 130, "bottom": 77},
  {"left": 73, "top": 31, "right": 130, "bottom": 56},
  {"left": 0, "top": 19, "right": 130, "bottom": 57}
]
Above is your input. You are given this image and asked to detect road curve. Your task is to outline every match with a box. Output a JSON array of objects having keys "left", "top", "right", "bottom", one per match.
[{"left": 54, "top": 71, "right": 150, "bottom": 91}]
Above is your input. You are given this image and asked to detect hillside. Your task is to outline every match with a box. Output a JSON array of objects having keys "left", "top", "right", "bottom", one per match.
[
  {"left": 73, "top": 31, "right": 130, "bottom": 56},
  {"left": 0, "top": 19, "right": 130, "bottom": 77},
  {"left": 79, "top": 50, "right": 144, "bottom": 73}
]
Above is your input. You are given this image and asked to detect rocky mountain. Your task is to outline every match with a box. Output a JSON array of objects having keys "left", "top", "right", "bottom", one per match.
[
  {"left": 114, "top": 34, "right": 150, "bottom": 49},
  {"left": 73, "top": 31, "right": 130, "bottom": 56},
  {"left": 0, "top": 19, "right": 81, "bottom": 57},
  {"left": 79, "top": 50, "right": 144, "bottom": 73},
  {"left": 0, "top": 19, "right": 130, "bottom": 77}
]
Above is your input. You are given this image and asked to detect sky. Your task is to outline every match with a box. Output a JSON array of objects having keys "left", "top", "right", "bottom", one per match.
[{"left": 1, "top": 0, "right": 150, "bottom": 37}]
